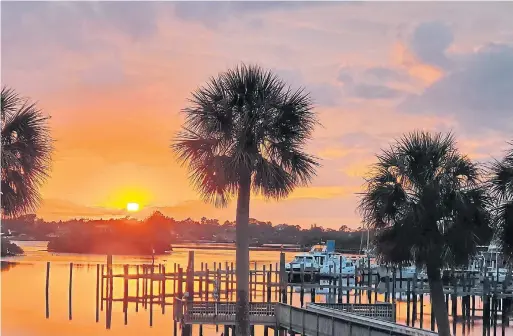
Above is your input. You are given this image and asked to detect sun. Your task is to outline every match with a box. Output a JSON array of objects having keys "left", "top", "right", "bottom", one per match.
[{"left": 126, "top": 202, "right": 140, "bottom": 212}]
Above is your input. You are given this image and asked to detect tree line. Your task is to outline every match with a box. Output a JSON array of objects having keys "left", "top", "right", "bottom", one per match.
[{"left": 1, "top": 212, "right": 369, "bottom": 253}]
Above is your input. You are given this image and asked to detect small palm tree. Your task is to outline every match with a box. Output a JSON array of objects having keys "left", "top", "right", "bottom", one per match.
[
  {"left": 489, "top": 143, "right": 513, "bottom": 287},
  {"left": 359, "top": 131, "right": 491, "bottom": 336},
  {"left": 1, "top": 86, "right": 52, "bottom": 217},
  {"left": 172, "top": 64, "right": 319, "bottom": 336}
]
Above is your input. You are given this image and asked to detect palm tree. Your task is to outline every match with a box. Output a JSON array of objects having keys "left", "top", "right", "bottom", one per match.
[
  {"left": 489, "top": 142, "right": 513, "bottom": 287},
  {"left": 358, "top": 131, "right": 492, "bottom": 336},
  {"left": 172, "top": 64, "right": 319, "bottom": 336},
  {"left": 1, "top": 86, "right": 52, "bottom": 217}
]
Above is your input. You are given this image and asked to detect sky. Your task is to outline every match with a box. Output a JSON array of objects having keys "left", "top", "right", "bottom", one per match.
[{"left": 2, "top": 1, "right": 513, "bottom": 229}]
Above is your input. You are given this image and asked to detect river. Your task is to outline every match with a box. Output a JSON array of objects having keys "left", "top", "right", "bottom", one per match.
[{"left": 1, "top": 241, "right": 510, "bottom": 336}]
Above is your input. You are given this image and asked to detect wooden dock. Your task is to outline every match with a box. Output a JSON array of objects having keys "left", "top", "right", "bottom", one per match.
[
  {"left": 43, "top": 251, "right": 513, "bottom": 335},
  {"left": 277, "top": 303, "right": 438, "bottom": 336}
]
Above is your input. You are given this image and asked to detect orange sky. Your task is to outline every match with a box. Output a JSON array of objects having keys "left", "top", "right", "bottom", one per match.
[{"left": 2, "top": 2, "right": 513, "bottom": 228}]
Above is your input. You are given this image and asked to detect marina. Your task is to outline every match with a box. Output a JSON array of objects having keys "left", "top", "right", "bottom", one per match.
[{"left": 37, "top": 248, "right": 513, "bottom": 336}]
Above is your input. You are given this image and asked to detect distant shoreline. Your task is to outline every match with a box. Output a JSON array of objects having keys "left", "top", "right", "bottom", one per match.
[{"left": 172, "top": 243, "right": 303, "bottom": 252}]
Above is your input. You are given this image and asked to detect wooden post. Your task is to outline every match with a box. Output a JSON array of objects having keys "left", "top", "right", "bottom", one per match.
[
  {"left": 289, "top": 280, "right": 293, "bottom": 305},
  {"left": 420, "top": 292, "right": 424, "bottom": 329},
  {"left": 280, "top": 253, "right": 286, "bottom": 303},
  {"left": 354, "top": 265, "right": 359, "bottom": 304},
  {"left": 262, "top": 265, "right": 267, "bottom": 302},
  {"left": 95, "top": 263, "right": 100, "bottom": 322},
  {"left": 412, "top": 274, "right": 417, "bottom": 327},
  {"left": 173, "top": 263, "right": 177, "bottom": 295},
  {"left": 254, "top": 261, "right": 258, "bottom": 300},
  {"left": 399, "top": 266, "right": 403, "bottom": 289},
  {"left": 205, "top": 266, "right": 210, "bottom": 301},
  {"left": 100, "top": 264, "right": 104, "bottom": 311},
  {"left": 430, "top": 296, "right": 435, "bottom": 331},
  {"left": 225, "top": 261, "right": 230, "bottom": 300},
  {"left": 199, "top": 262, "right": 204, "bottom": 300},
  {"left": 123, "top": 264, "right": 129, "bottom": 325},
  {"left": 106, "top": 255, "right": 113, "bottom": 330},
  {"left": 136, "top": 265, "right": 140, "bottom": 312},
  {"left": 392, "top": 267, "right": 396, "bottom": 305},
  {"left": 346, "top": 272, "right": 350, "bottom": 303},
  {"left": 385, "top": 268, "right": 390, "bottom": 302},
  {"left": 452, "top": 276, "right": 457, "bottom": 335},
  {"left": 45, "top": 262, "right": 50, "bottom": 319},
  {"left": 150, "top": 263, "right": 154, "bottom": 327},
  {"left": 367, "top": 256, "right": 371, "bottom": 303},
  {"left": 178, "top": 267, "right": 183, "bottom": 297},
  {"left": 406, "top": 279, "right": 411, "bottom": 326},
  {"left": 249, "top": 264, "right": 253, "bottom": 303},
  {"left": 143, "top": 265, "right": 150, "bottom": 309},
  {"left": 68, "top": 262, "right": 73, "bottom": 320},
  {"left": 162, "top": 265, "right": 166, "bottom": 314},
  {"left": 300, "top": 264, "right": 305, "bottom": 308},
  {"left": 338, "top": 274, "right": 343, "bottom": 304},
  {"left": 187, "top": 251, "right": 195, "bottom": 293},
  {"left": 231, "top": 262, "right": 234, "bottom": 301},
  {"left": 267, "top": 265, "right": 272, "bottom": 302},
  {"left": 374, "top": 269, "right": 378, "bottom": 303}
]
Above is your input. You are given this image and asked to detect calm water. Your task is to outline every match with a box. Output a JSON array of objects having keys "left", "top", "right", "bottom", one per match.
[{"left": 1, "top": 241, "right": 511, "bottom": 336}]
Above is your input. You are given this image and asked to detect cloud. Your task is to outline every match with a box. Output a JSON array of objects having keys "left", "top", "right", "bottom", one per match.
[
  {"left": 336, "top": 67, "right": 406, "bottom": 100},
  {"left": 318, "top": 147, "right": 353, "bottom": 159},
  {"left": 365, "top": 67, "right": 407, "bottom": 82},
  {"left": 408, "top": 21, "right": 454, "bottom": 70},
  {"left": 38, "top": 199, "right": 126, "bottom": 220},
  {"left": 401, "top": 43, "right": 513, "bottom": 132},
  {"left": 337, "top": 69, "right": 354, "bottom": 85},
  {"left": 173, "top": 2, "right": 345, "bottom": 28},
  {"left": 352, "top": 84, "right": 404, "bottom": 100}
]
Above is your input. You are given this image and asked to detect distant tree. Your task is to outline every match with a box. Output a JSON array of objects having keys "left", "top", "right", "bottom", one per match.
[
  {"left": 359, "top": 132, "right": 492, "bottom": 336},
  {"left": 338, "top": 225, "right": 350, "bottom": 232},
  {"left": 172, "top": 64, "right": 319, "bottom": 335},
  {"left": 1, "top": 86, "right": 52, "bottom": 217}
]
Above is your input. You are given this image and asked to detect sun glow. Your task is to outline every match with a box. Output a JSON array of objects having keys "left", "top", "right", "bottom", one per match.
[{"left": 126, "top": 202, "right": 140, "bottom": 212}]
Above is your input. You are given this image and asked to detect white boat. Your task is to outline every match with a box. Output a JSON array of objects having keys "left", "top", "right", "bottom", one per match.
[
  {"left": 319, "top": 255, "right": 356, "bottom": 277},
  {"left": 356, "top": 255, "right": 379, "bottom": 275},
  {"left": 285, "top": 253, "right": 320, "bottom": 274},
  {"left": 285, "top": 241, "right": 339, "bottom": 281},
  {"left": 377, "top": 264, "right": 427, "bottom": 280}
]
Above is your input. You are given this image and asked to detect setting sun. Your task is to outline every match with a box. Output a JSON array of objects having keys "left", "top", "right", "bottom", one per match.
[{"left": 126, "top": 202, "right": 140, "bottom": 212}]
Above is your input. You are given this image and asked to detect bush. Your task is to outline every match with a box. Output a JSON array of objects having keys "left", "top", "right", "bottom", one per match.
[{"left": 1, "top": 237, "right": 24, "bottom": 256}]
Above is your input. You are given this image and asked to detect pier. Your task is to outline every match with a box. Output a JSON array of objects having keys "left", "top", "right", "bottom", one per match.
[{"left": 43, "top": 251, "right": 513, "bottom": 336}]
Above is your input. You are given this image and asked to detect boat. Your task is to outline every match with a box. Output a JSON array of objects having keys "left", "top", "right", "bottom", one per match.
[
  {"left": 377, "top": 263, "right": 427, "bottom": 281},
  {"left": 319, "top": 255, "right": 356, "bottom": 278},
  {"left": 285, "top": 252, "right": 320, "bottom": 282},
  {"left": 285, "top": 240, "right": 337, "bottom": 282}
]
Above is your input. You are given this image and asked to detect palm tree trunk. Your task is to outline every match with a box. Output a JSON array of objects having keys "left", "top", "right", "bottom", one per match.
[
  {"left": 427, "top": 264, "right": 450, "bottom": 336},
  {"left": 235, "top": 172, "right": 251, "bottom": 336}
]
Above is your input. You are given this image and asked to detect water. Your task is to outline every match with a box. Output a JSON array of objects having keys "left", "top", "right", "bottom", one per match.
[{"left": 1, "top": 241, "right": 511, "bottom": 336}]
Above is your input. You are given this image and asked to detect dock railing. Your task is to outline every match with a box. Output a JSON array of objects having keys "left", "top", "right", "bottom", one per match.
[
  {"left": 308, "top": 302, "right": 396, "bottom": 322},
  {"left": 276, "top": 303, "right": 438, "bottom": 336},
  {"left": 174, "top": 298, "right": 275, "bottom": 325}
]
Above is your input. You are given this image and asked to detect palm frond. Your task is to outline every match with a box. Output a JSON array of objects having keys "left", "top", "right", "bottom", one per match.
[
  {"left": 488, "top": 142, "right": 513, "bottom": 258},
  {"left": 359, "top": 131, "right": 491, "bottom": 269},
  {"left": 1, "top": 86, "right": 53, "bottom": 217},
  {"left": 171, "top": 64, "right": 319, "bottom": 207}
]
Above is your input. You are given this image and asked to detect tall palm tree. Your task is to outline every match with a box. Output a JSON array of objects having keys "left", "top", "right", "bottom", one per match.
[
  {"left": 489, "top": 143, "right": 513, "bottom": 257},
  {"left": 359, "top": 131, "right": 492, "bottom": 336},
  {"left": 489, "top": 143, "right": 513, "bottom": 287},
  {"left": 1, "top": 86, "right": 52, "bottom": 217},
  {"left": 172, "top": 64, "right": 319, "bottom": 336}
]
